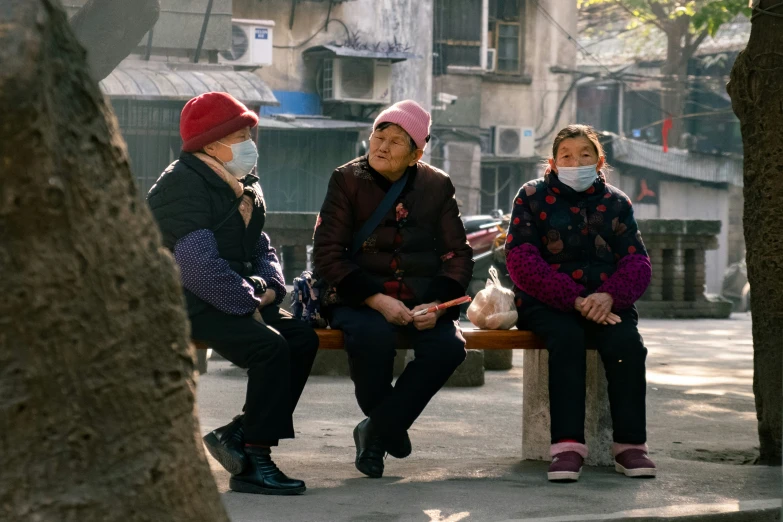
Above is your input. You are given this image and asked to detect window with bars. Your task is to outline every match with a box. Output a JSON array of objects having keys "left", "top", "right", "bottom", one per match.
[
  {"left": 110, "top": 99, "right": 186, "bottom": 198},
  {"left": 488, "top": 0, "right": 525, "bottom": 75},
  {"left": 434, "top": 0, "right": 526, "bottom": 76},
  {"left": 433, "top": 0, "right": 483, "bottom": 75},
  {"left": 257, "top": 129, "right": 361, "bottom": 212},
  {"left": 480, "top": 164, "right": 524, "bottom": 214}
]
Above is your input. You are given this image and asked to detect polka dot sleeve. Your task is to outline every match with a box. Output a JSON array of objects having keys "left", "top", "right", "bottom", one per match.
[
  {"left": 251, "top": 232, "right": 287, "bottom": 306},
  {"left": 596, "top": 254, "right": 652, "bottom": 310},
  {"left": 507, "top": 243, "right": 586, "bottom": 312},
  {"left": 174, "top": 229, "right": 260, "bottom": 315}
]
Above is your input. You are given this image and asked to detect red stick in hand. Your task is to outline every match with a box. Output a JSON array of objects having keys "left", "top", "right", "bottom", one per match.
[{"left": 412, "top": 295, "right": 472, "bottom": 316}]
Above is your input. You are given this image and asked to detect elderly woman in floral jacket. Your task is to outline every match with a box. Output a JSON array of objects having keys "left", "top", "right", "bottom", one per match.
[
  {"left": 506, "top": 124, "right": 655, "bottom": 483},
  {"left": 313, "top": 100, "right": 473, "bottom": 479}
]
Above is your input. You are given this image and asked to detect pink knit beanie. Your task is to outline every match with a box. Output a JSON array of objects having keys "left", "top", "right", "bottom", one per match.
[{"left": 373, "top": 100, "right": 431, "bottom": 150}]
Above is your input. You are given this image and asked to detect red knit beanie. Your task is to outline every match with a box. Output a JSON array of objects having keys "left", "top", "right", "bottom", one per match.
[{"left": 180, "top": 92, "right": 259, "bottom": 152}]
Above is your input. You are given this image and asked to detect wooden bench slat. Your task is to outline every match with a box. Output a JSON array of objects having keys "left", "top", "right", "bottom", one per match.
[
  {"left": 195, "top": 328, "right": 545, "bottom": 351},
  {"left": 463, "top": 329, "right": 545, "bottom": 350},
  {"left": 315, "top": 329, "right": 545, "bottom": 350}
]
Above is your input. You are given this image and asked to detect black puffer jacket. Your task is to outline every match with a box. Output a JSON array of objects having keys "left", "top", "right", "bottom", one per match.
[{"left": 147, "top": 152, "right": 266, "bottom": 314}]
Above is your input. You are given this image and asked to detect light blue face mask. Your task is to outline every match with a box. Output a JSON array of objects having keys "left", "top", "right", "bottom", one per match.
[
  {"left": 555, "top": 164, "right": 598, "bottom": 192},
  {"left": 218, "top": 139, "right": 258, "bottom": 179}
]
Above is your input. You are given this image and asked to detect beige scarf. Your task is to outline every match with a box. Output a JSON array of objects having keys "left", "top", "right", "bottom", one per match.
[{"left": 194, "top": 152, "right": 254, "bottom": 227}]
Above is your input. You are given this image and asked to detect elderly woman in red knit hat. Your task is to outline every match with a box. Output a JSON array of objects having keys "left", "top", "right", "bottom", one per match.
[
  {"left": 313, "top": 100, "right": 474, "bottom": 479},
  {"left": 148, "top": 92, "right": 318, "bottom": 495}
]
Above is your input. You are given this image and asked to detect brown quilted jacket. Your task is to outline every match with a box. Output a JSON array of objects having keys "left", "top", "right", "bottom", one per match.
[{"left": 313, "top": 156, "right": 473, "bottom": 317}]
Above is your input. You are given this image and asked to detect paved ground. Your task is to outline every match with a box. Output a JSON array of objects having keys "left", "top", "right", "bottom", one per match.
[{"left": 196, "top": 313, "right": 781, "bottom": 521}]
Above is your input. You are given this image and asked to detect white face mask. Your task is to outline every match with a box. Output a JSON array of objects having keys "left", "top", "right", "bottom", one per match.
[
  {"left": 218, "top": 139, "right": 258, "bottom": 179},
  {"left": 555, "top": 164, "right": 598, "bottom": 192}
]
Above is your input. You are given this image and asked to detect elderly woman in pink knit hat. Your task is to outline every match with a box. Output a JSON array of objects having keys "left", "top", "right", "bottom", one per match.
[{"left": 313, "top": 100, "right": 474, "bottom": 478}]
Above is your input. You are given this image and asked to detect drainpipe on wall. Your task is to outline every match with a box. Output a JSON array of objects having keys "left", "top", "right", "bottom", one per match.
[
  {"left": 618, "top": 82, "right": 625, "bottom": 137},
  {"left": 193, "top": 0, "right": 214, "bottom": 64},
  {"left": 144, "top": 26, "right": 154, "bottom": 61},
  {"left": 480, "top": 0, "right": 489, "bottom": 70}
]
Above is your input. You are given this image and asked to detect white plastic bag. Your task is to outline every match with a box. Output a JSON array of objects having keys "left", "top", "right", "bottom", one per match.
[{"left": 467, "top": 266, "right": 518, "bottom": 330}]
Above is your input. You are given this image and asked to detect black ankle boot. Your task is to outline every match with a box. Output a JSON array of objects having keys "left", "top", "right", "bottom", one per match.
[
  {"left": 203, "top": 414, "right": 247, "bottom": 474},
  {"left": 353, "top": 418, "right": 385, "bottom": 478},
  {"left": 229, "top": 447, "right": 306, "bottom": 495},
  {"left": 384, "top": 430, "right": 412, "bottom": 459}
]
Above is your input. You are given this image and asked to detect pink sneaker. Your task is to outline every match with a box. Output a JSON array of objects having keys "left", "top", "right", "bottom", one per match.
[
  {"left": 615, "top": 449, "right": 656, "bottom": 478},
  {"left": 548, "top": 451, "right": 583, "bottom": 482}
]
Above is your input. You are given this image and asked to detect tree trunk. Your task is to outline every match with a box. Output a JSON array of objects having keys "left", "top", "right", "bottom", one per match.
[
  {"left": 70, "top": 0, "right": 160, "bottom": 80},
  {"left": 660, "top": 20, "right": 690, "bottom": 147},
  {"left": 0, "top": 1, "right": 231, "bottom": 520},
  {"left": 727, "top": 1, "right": 783, "bottom": 466}
]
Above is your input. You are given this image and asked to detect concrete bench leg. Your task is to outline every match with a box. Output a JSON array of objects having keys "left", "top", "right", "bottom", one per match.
[
  {"left": 521, "top": 350, "right": 614, "bottom": 466},
  {"left": 484, "top": 349, "right": 513, "bottom": 370},
  {"left": 445, "top": 349, "right": 485, "bottom": 387},
  {"left": 196, "top": 348, "right": 209, "bottom": 375}
]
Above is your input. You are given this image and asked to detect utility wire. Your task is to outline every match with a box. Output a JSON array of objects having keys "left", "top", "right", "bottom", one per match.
[{"left": 531, "top": 0, "right": 728, "bottom": 118}]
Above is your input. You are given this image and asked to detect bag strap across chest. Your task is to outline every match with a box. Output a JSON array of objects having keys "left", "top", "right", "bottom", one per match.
[{"left": 351, "top": 172, "right": 408, "bottom": 256}]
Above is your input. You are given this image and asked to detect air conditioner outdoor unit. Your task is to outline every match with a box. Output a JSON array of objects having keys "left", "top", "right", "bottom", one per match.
[
  {"left": 493, "top": 126, "right": 535, "bottom": 157},
  {"left": 321, "top": 58, "right": 392, "bottom": 104},
  {"left": 486, "top": 48, "right": 497, "bottom": 72},
  {"left": 218, "top": 19, "right": 274, "bottom": 67}
]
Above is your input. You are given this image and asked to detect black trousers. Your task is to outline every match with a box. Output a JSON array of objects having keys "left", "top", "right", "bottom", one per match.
[
  {"left": 190, "top": 305, "right": 319, "bottom": 445},
  {"left": 330, "top": 306, "right": 467, "bottom": 436},
  {"left": 517, "top": 304, "right": 648, "bottom": 445}
]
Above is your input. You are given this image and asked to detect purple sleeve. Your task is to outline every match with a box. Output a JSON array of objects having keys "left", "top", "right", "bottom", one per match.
[
  {"left": 506, "top": 243, "right": 586, "bottom": 312},
  {"left": 174, "top": 229, "right": 260, "bottom": 315},
  {"left": 251, "top": 232, "right": 287, "bottom": 306},
  {"left": 596, "top": 254, "right": 652, "bottom": 310}
]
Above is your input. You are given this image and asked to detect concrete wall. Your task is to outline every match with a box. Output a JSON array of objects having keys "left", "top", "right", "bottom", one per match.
[
  {"left": 64, "top": 0, "right": 232, "bottom": 52},
  {"left": 432, "top": 0, "right": 578, "bottom": 215},
  {"left": 615, "top": 172, "right": 729, "bottom": 294},
  {"left": 657, "top": 181, "right": 729, "bottom": 294},
  {"left": 233, "top": 0, "right": 432, "bottom": 112},
  {"left": 432, "top": 75, "right": 484, "bottom": 128},
  {"left": 442, "top": 141, "right": 482, "bottom": 213},
  {"left": 480, "top": 0, "right": 578, "bottom": 155}
]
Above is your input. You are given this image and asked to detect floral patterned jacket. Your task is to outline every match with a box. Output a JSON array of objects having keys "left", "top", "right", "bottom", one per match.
[
  {"left": 313, "top": 156, "right": 473, "bottom": 318},
  {"left": 505, "top": 172, "right": 651, "bottom": 312}
]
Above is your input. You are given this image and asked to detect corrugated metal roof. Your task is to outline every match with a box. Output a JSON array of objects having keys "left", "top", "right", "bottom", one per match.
[
  {"left": 303, "top": 44, "right": 416, "bottom": 63},
  {"left": 613, "top": 138, "right": 743, "bottom": 187},
  {"left": 577, "top": 15, "right": 750, "bottom": 68},
  {"left": 257, "top": 115, "right": 370, "bottom": 130},
  {"left": 99, "top": 62, "right": 278, "bottom": 106}
]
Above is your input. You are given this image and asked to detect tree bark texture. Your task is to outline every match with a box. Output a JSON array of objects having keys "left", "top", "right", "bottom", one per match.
[
  {"left": 659, "top": 17, "right": 694, "bottom": 146},
  {"left": 727, "top": 1, "right": 783, "bottom": 466},
  {"left": 69, "top": 0, "right": 160, "bottom": 81},
  {"left": 0, "top": 1, "right": 231, "bottom": 520}
]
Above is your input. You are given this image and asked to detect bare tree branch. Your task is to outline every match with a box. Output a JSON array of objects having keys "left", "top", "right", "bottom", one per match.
[
  {"left": 644, "top": 0, "right": 670, "bottom": 31},
  {"left": 684, "top": 28, "right": 710, "bottom": 62},
  {"left": 70, "top": 0, "right": 161, "bottom": 81},
  {"left": 616, "top": 0, "right": 667, "bottom": 32}
]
